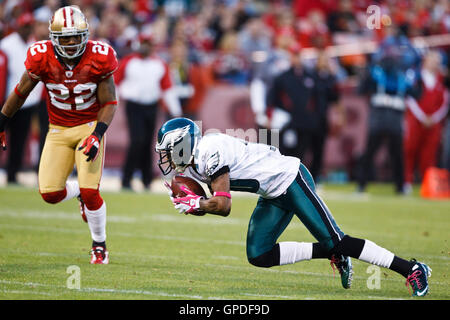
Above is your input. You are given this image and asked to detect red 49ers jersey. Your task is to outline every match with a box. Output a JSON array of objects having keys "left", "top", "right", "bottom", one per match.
[{"left": 25, "top": 40, "right": 118, "bottom": 127}]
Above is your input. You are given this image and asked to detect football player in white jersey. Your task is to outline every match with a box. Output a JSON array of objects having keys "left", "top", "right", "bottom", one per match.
[{"left": 155, "top": 118, "right": 431, "bottom": 296}]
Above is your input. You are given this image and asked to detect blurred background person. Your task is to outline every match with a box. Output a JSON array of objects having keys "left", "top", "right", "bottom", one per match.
[
  {"left": 442, "top": 112, "right": 450, "bottom": 171},
  {"left": 115, "top": 33, "right": 182, "bottom": 191},
  {"left": 0, "top": 0, "right": 449, "bottom": 194},
  {"left": 326, "top": 0, "right": 359, "bottom": 34},
  {"left": 212, "top": 31, "right": 249, "bottom": 85},
  {"left": 168, "top": 39, "right": 209, "bottom": 120},
  {"left": 356, "top": 28, "right": 421, "bottom": 195},
  {"left": 266, "top": 44, "right": 340, "bottom": 182},
  {"left": 0, "top": 12, "right": 44, "bottom": 185},
  {"left": 310, "top": 50, "right": 345, "bottom": 182},
  {"left": 0, "top": 23, "right": 6, "bottom": 107},
  {"left": 403, "top": 50, "right": 449, "bottom": 194},
  {"left": 238, "top": 14, "right": 284, "bottom": 131}
]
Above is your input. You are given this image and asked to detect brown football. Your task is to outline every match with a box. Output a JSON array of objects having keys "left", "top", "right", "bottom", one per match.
[{"left": 171, "top": 175, "right": 207, "bottom": 198}]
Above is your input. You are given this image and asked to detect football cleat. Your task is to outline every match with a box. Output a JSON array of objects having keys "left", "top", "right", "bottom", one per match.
[
  {"left": 77, "top": 195, "right": 87, "bottom": 223},
  {"left": 405, "top": 259, "right": 431, "bottom": 297},
  {"left": 90, "top": 246, "right": 109, "bottom": 264},
  {"left": 330, "top": 254, "right": 353, "bottom": 289}
]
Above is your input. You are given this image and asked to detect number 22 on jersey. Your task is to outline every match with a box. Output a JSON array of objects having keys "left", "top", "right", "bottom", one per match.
[{"left": 46, "top": 82, "right": 97, "bottom": 110}]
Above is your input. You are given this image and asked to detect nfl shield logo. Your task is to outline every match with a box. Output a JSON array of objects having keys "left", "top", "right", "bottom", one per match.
[{"left": 66, "top": 71, "right": 73, "bottom": 78}]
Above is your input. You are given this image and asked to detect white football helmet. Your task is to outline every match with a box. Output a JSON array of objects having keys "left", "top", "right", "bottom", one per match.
[{"left": 49, "top": 6, "right": 89, "bottom": 59}]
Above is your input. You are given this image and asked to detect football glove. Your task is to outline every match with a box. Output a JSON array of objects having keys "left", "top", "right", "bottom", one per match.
[
  {"left": 78, "top": 133, "right": 101, "bottom": 162},
  {"left": 163, "top": 180, "right": 176, "bottom": 205},
  {"left": 0, "top": 113, "right": 9, "bottom": 151},
  {"left": 78, "top": 122, "right": 108, "bottom": 162},
  {"left": 0, "top": 131, "right": 6, "bottom": 151},
  {"left": 173, "top": 185, "right": 205, "bottom": 215}
]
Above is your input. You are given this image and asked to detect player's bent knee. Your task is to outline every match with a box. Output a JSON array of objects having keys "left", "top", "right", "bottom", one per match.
[
  {"left": 40, "top": 190, "right": 67, "bottom": 204},
  {"left": 247, "top": 244, "right": 280, "bottom": 268},
  {"left": 79, "top": 188, "right": 103, "bottom": 211}
]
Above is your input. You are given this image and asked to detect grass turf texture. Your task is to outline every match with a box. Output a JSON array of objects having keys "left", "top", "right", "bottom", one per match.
[{"left": 0, "top": 183, "right": 448, "bottom": 300}]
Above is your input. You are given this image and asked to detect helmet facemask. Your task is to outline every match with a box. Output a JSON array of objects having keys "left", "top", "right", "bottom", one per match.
[
  {"left": 49, "top": 6, "right": 89, "bottom": 60},
  {"left": 50, "top": 30, "right": 89, "bottom": 59}
]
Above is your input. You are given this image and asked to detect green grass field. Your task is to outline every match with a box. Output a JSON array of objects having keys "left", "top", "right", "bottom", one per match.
[{"left": 0, "top": 183, "right": 449, "bottom": 300}]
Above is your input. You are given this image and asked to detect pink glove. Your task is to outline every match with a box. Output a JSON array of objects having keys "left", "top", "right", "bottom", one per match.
[
  {"left": 173, "top": 186, "right": 205, "bottom": 215},
  {"left": 163, "top": 180, "right": 176, "bottom": 205}
]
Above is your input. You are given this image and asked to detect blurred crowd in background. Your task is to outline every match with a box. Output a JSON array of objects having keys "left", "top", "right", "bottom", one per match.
[{"left": 0, "top": 0, "right": 449, "bottom": 195}]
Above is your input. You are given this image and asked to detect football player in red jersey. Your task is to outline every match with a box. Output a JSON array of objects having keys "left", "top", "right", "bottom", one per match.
[{"left": 0, "top": 6, "right": 118, "bottom": 264}]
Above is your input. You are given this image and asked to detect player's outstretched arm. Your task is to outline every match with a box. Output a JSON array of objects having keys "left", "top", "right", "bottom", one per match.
[
  {"left": 79, "top": 76, "right": 117, "bottom": 161},
  {"left": 0, "top": 71, "right": 38, "bottom": 150},
  {"left": 199, "top": 172, "right": 232, "bottom": 217},
  {"left": 1, "top": 71, "right": 38, "bottom": 117}
]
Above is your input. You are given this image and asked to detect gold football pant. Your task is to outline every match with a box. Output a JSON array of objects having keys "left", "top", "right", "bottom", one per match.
[{"left": 38, "top": 121, "right": 105, "bottom": 194}]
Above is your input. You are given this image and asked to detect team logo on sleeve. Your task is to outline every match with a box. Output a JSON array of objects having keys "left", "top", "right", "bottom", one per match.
[{"left": 205, "top": 152, "right": 220, "bottom": 176}]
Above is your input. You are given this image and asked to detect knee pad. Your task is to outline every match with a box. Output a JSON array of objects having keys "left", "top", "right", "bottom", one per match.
[
  {"left": 248, "top": 244, "right": 280, "bottom": 268},
  {"left": 40, "top": 190, "right": 67, "bottom": 204},
  {"left": 79, "top": 188, "right": 103, "bottom": 211}
]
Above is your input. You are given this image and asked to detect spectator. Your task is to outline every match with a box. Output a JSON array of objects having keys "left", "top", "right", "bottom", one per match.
[
  {"left": 0, "top": 48, "right": 6, "bottom": 104},
  {"left": 1, "top": 0, "right": 449, "bottom": 186},
  {"left": 403, "top": 50, "right": 449, "bottom": 193},
  {"left": 115, "top": 33, "right": 182, "bottom": 191},
  {"left": 238, "top": 15, "right": 273, "bottom": 129},
  {"left": 310, "top": 50, "right": 345, "bottom": 180},
  {"left": 0, "top": 12, "right": 44, "bottom": 184},
  {"left": 212, "top": 31, "right": 249, "bottom": 85},
  {"left": 297, "top": 9, "right": 331, "bottom": 49},
  {"left": 356, "top": 31, "right": 421, "bottom": 194},
  {"left": 442, "top": 112, "right": 450, "bottom": 171},
  {"left": 169, "top": 40, "right": 210, "bottom": 120},
  {"left": 327, "top": 0, "right": 359, "bottom": 33},
  {"left": 266, "top": 45, "right": 339, "bottom": 181}
]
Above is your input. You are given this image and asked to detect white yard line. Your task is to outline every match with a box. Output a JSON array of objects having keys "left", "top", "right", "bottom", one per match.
[
  {"left": 0, "top": 223, "right": 246, "bottom": 246},
  {"left": 0, "top": 289, "right": 56, "bottom": 296},
  {"left": 0, "top": 280, "right": 203, "bottom": 299},
  {"left": 0, "top": 210, "right": 136, "bottom": 223}
]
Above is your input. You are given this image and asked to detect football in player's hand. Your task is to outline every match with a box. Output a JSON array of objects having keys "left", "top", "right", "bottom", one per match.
[{"left": 171, "top": 175, "right": 207, "bottom": 198}]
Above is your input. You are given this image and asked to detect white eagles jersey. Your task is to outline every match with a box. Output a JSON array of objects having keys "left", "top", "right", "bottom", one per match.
[{"left": 186, "top": 133, "right": 300, "bottom": 199}]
